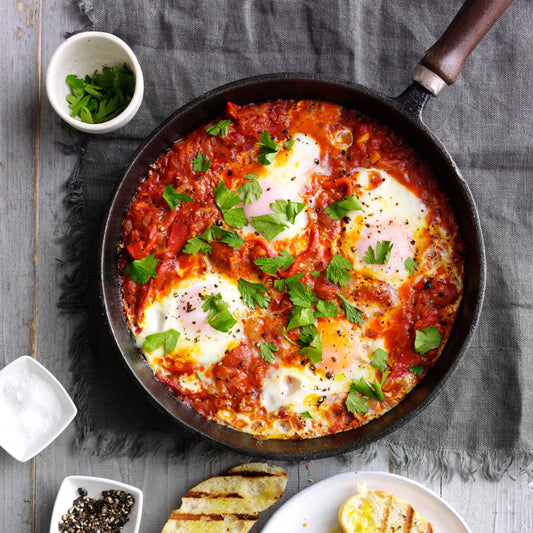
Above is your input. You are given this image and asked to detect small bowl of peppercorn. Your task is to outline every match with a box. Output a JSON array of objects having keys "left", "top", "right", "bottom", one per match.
[
  {"left": 46, "top": 31, "right": 144, "bottom": 134},
  {"left": 50, "top": 475, "right": 143, "bottom": 533}
]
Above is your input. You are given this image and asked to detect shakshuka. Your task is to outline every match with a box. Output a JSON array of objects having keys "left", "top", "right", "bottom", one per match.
[{"left": 119, "top": 100, "right": 464, "bottom": 439}]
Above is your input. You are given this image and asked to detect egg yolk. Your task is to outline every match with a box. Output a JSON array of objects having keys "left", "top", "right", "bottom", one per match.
[{"left": 317, "top": 318, "right": 363, "bottom": 374}]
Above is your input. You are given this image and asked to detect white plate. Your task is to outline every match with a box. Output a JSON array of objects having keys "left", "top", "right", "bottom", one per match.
[
  {"left": 262, "top": 471, "right": 471, "bottom": 533},
  {"left": 49, "top": 475, "right": 143, "bottom": 533},
  {"left": 0, "top": 356, "right": 77, "bottom": 462}
]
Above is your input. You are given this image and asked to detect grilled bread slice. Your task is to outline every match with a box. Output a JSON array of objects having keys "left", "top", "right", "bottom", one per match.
[
  {"left": 162, "top": 462, "right": 287, "bottom": 533},
  {"left": 338, "top": 485, "right": 433, "bottom": 533}
]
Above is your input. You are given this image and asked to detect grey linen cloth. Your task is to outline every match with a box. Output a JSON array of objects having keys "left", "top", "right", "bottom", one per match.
[{"left": 61, "top": 0, "right": 533, "bottom": 478}]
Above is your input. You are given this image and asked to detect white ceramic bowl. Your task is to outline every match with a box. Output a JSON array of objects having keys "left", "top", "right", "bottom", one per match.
[
  {"left": 46, "top": 31, "right": 144, "bottom": 133},
  {"left": 49, "top": 475, "right": 143, "bottom": 533},
  {"left": 0, "top": 356, "right": 77, "bottom": 462}
]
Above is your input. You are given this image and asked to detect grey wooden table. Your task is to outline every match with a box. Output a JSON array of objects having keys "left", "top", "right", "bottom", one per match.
[{"left": 1, "top": 1, "right": 532, "bottom": 532}]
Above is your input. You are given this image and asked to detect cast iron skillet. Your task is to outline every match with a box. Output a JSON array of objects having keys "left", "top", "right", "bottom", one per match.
[{"left": 100, "top": 0, "right": 511, "bottom": 459}]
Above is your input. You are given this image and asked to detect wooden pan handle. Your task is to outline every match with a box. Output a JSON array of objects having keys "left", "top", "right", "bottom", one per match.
[{"left": 413, "top": 0, "right": 514, "bottom": 96}]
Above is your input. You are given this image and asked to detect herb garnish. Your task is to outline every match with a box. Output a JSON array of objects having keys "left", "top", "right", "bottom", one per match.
[
  {"left": 286, "top": 307, "right": 316, "bottom": 331},
  {"left": 199, "top": 225, "right": 245, "bottom": 249},
  {"left": 206, "top": 119, "right": 230, "bottom": 138},
  {"left": 414, "top": 326, "right": 442, "bottom": 354},
  {"left": 143, "top": 328, "right": 180, "bottom": 355},
  {"left": 315, "top": 299, "right": 339, "bottom": 318},
  {"left": 324, "top": 193, "right": 363, "bottom": 221},
  {"left": 250, "top": 213, "right": 288, "bottom": 240},
  {"left": 238, "top": 278, "right": 270, "bottom": 310},
  {"left": 254, "top": 250, "right": 295, "bottom": 275},
  {"left": 301, "top": 410, "right": 313, "bottom": 419},
  {"left": 162, "top": 185, "right": 193, "bottom": 210},
  {"left": 364, "top": 240, "right": 394, "bottom": 265},
  {"left": 257, "top": 130, "right": 282, "bottom": 165},
  {"left": 404, "top": 256, "right": 418, "bottom": 276},
  {"left": 214, "top": 182, "right": 248, "bottom": 228},
  {"left": 260, "top": 342, "right": 278, "bottom": 363},
  {"left": 287, "top": 278, "right": 317, "bottom": 309},
  {"left": 238, "top": 174, "right": 262, "bottom": 206},
  {"left": 191, "top": 151, "right": 211, "bottom": 172},
  {"left": 337, "top": 294, "right": 364, "bottom": 326},
  {"left": 201, "top": 293, "right": 237, "bottom": 332},
  {"left": 371, "top": 348, "right": 389, "bottom": 372},
  {"left": 65, "top": 64, "right": 134, "bottom": 124},
  {"left": 325, "top": 254, "right": 353, "bottom": 286},
  {"left": 124, "top": 254, "right": 159, "bottom": 285},
  {"left": 409, "top": 365, "right": 424, "bottom": 376},
  {"left": 298, "top": 325, "right": 322, "bottom": 363}
]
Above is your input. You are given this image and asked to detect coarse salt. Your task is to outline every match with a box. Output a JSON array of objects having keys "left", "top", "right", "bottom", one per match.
[{"left": 0, "top": 357, "right": 76, "bottom": 461}]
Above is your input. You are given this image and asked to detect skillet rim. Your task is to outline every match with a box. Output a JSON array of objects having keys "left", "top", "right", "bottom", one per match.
[{"left": 99, "top": 72, "right": 486, "bottom": 460}]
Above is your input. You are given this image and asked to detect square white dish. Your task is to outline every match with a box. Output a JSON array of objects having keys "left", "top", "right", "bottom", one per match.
[
  {"left": 49, "top": 475, "right": 143, "bottom": 533},
  {"left": 0, "top": 356, "right": 77, "bottom": 462}
]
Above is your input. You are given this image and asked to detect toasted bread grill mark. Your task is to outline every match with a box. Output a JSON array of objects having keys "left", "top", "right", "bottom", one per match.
[
  {"left": 225, "top": 470, "right": 280, "bottom": 478},
  {"left": 170, "top": 512, "right": 258, "bottom": 521},
  {"left": 185, "top": 491, "right": 245, "bottom": 499},
  {"left": 381, "top": 494, "right": 392, "bottom": 530}
]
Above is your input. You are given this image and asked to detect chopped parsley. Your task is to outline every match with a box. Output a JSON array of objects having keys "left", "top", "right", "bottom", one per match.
[
  {"left": 124, "top": 254, "right": 159, "bottom": 285},
  {"left": 286, "top": 306, "right": 315, "bottom": 331},
  {"left": 364, "top": 240, "right": 394, "bottom": 265},
  {"left": 250, "top": 212, "right": 288, "bottom": 240},
  {"left": 238, "top": 278, "right": 270, "bottom": 310},
  {"left": 324, "top": 193, "right": 363, "bottom": 221},
  {"left": 260, "top": 342, "right": 278, "bottom": 363},
  {"left": 273, "top": 272, "right": 303, "bottom": 292},
  {"left": 414, "top": 326, "right": 442, "bottom": 354},
  {"left": 325, "top": 254, "right": 353, "bottom": 286},
  {"left": 284, "top": 139, "right": 295, "bottom": 151},
  {"left": 301, "top": 410, "right": 313, "bottom": 419},
  {"left": 345, "top": 388, "right": 369, "bottom": 414},
  {"left": 371, "top": 348, "right": 389, "bottom": 372},
  {"left": 182, "top": 237, "right": 212, "bottom": 255},
  {"left": 65, "top": 64, "right": 134, "bottom": 124},
  {"left": 199, "top": 225, "right": 245, "bottom": 249},
  {"left": 238, "top": 173, "right": 262, "bottom": 206},
  {"left": 201, "top": 293, "right": 237, "bottom": 333},
  {"left": 206, "top": 118, "right": 230, "bottom": 138},
  {"left": 405, "top": 256, "right": 418, "bottom": 276},
  {"left": 337, "top": 294, "right": 364, "bottom": 326},
  {"left": 409, "top": 365, "right": 424, "bottom": 376},
  {"left": 162, "top": 185, "right": 193, "bottom": 210},
  {"left": 257, "top": 130, "right": 281, "bottom": 165},
  {"left": 287, "top": 278, "right": 317, "bottom": 309},
  {"left": 254, "top": 250, "right": 295, "bottom": 275},
  {"left": 143, "top": 328, "right": 179, "bottom": 355},
  {"left": 298, "top": 325, "right": 322, "bottom": 364},
  {"left": 191, "top": 150, "right": 211, "bottom": 172},
  {"left": 214, "top": 181, "right": 248, "bottom": 228},
  {"left": 271, "top": 199, "right": 306, "bottom": 223},
  {"left": 315, "top": 299, "right": 339, "bottom": 318}
]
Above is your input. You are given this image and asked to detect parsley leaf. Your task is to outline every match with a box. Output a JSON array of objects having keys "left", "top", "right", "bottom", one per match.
[
  {"left": 163, "top": 185, "right": 193, "bottom": 210},
  {"left": 257, "top": 130, "right": 281, "bottom": 165},
  {"left": 124, "top": 254, "right": 159, "bottom": 285},
  {"left": 284, "top": 139, "right": 295, "bottom": 151},
  {"left": 143, "top": 328, "right": 180, "bottom": 355},
  {"left": 254, "top": 250, "right": 295, "bottom": 275},
  {"left": 195, "top": 370, "right": 203, "bottom": 381},
  {"left": 273, "top": 272, "right": 303, "bottom": 292},
  {"left": 364, "top": 240, "right": 394, "bottom": 265},
  {"left": 414, "top": 326, "right": 442, "bottom": 354},
  {"left": 191, "top": 151, "right": 211, "bottom": 172},
  {"left": 199, "top": 225, "right": 245, "bottom": 249},
  {"left": 324, "top": 193, "right": 363, "bottom": 220},
  {"left": 371, "top": 348, "right": 389, "bottom": 372},
  {"left": 206, "top": 118, "right": 230, "bottom": 138},
  {"left": 405, "top": 256, "right": 418, "bottom": 276},
  {"left": 325, "top": 254, "right": 353, "bottom": 286},
  {"left": 238, "top": 278, "right": 270, "bottom": 310},
  {"left": 250, "top": 212, "right": 288, "bottom": 240},
  {"left": 238, "top": 174, "right": 263, "bottom": 206},
  {"left": 182, "top": 237, "right": 213, "bottom": 255},
  {"left": 260, "top": 342, "right": 278, "bottom": 363},
  {"left": 214, "top": 182, "right": 248, "bottom": 228},
  {"left": 286, "top": 307, "right": 316, "bottom": 331},
  {"left": 271, "top": 199, "right": 306, "bottom": 224},
  {"left": 201, "top": 293, "right": 237, "bottom": 332},
  {"left": 345, "top": 388, "right": 369, "bottom": 414},
  {"left": 315, "top": 299, "right": 339, "bottom": 318},
  {"left": 65, "top": 64, "right": 134, "bottom": 124},
  {"left": 350, "top": 374, "right": 387, "bottom": 402},
  {"left": 301, "top": 410, "right": 313, "bottom": 419},
  {"left": 338, "top": 294, "right": 364, "bottom": 326},
  {"left": 409, "top": 365, "right": 424, "bottom": 376},
  {"left": 287, "top": 278, "right": 317, "bottom": 308},
  {"left": 298, "top": 325, "right": 322, "bottom": 363}
]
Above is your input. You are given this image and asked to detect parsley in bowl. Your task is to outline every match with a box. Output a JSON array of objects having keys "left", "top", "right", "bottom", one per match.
[{"left": 46, "top": 32, "right": 144, "bottom": 134}]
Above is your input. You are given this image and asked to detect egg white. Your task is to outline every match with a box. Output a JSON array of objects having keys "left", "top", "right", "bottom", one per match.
[
  {"left": 340, "top": 168, "right": 428, "bottom": 287},
  {"left": 136, "top": 272, "right": 248, "bottom": 367},
  {"left": 241, "top": 133, "right": 329, "bottom": 242}
]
